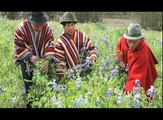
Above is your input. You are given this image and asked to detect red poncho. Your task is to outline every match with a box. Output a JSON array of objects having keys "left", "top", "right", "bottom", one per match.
[{"left": 116, "top": 36, "right": 158, "bottom": 92}]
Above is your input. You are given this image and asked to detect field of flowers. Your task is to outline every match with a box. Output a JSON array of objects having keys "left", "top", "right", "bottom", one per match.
[{"left": 0, "top": 18, "right": 162, "bottom": 108}]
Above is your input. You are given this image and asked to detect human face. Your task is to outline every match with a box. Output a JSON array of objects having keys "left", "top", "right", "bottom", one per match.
[
  {"left": 64, "top": 22, "right": 75, "bottom": 38},
  {"left": 127, "top": 39, "right": 141, "bottom": 51},
  {"left": 31, "top": 22, "right": 45, "bottom": 32}
]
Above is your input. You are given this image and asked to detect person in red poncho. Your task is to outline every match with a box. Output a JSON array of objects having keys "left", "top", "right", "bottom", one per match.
[{"left": 116, "top": 23, "right": 158, "bottom": 95}]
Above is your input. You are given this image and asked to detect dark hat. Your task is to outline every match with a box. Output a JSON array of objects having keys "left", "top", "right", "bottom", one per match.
[
  {"left": 26, "top": 12, "right": 49, "bottom": 24},
  {"left": 123, "top": 23, "right": 144, "bottom": 40},
  {"left": 60, "top": 12, "right": 77, "bottom": 25}
]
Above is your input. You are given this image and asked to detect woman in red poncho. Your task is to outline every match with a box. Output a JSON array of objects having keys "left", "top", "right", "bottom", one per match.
[{"left": 116, "top": 23, "right": 158, "bottom": 94}]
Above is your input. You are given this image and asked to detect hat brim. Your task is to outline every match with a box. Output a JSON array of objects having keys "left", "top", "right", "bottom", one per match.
[
  {"left": 60, "top": 21, "right": 77, "bottom": 25},
  {"left": 123, "top": 33, "right": 143, "bottom": 40},
  {"left": 26, "top": 15, "right": 48, "bottom": 24}
]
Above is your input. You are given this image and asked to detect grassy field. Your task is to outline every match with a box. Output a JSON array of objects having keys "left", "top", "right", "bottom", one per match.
[{"left": 0, "top": 18, "right": 162, "bottom": 108}]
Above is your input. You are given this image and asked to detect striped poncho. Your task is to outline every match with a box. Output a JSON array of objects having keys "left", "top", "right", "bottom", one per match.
[
  {"left": 14, "top": 19, "right": 55, "bottom": 65},
  {"left": 54, "top": 29, "right": 97, "bottom": 77}
]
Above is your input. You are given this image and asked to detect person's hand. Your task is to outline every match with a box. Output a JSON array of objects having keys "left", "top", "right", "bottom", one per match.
[
  {"left": 120, "top": 61, "right": 125, "bottom": 69},
  {"left": 30, "top": 55, "right": 39, "bottom": 64},
  {"left": 41, "top": 60, "right": 49, "bottom": 73},
  {"left": 59, "top": 77, "right": 65, "bottom": 84}
]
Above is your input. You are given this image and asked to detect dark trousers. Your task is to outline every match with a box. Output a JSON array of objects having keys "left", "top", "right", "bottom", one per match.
[
  {"left": 21, "top": 62, "right": 33, "bottom": 108},
  {"left": 21, "top": 62, "right": 33, "bottom": 95}
]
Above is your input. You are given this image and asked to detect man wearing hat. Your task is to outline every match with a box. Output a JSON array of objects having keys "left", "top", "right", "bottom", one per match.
[
  {"left": 116, "top": 23, "right": 158, "bottom": 96},
  {"left": 13, "top": 12, "right": 55, "bottom": 107},
  {"left": 54, "top": 12, "right": 97, "bottom": 82}
]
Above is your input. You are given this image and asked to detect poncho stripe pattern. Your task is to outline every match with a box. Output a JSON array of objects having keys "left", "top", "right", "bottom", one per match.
[
  {"left": 54, "top": 29, "right": 97, "bottom": 77},
  {"left": 14, "top": 19, "right": 55, "bottom": 65}
]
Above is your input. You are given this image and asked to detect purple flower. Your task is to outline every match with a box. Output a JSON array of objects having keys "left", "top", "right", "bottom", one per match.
[
  {"left": 76, "top": 81, "right": 82, "bottom": 88},
  {"left": 52, "top": 82, "right": 59, "bottom": 92},
  {"left": 86, "top": 92, "right": 93, "bottom": 97},
  {"left": 133, "top": 87, "right": 140, "bottom": 94},
  {"left": 85, "top": 57, "right": 91, "bottom": 65},
  {"left": 12, "top": 96, "right": 17, "bottom": 105},
  {"left": 60, "top": 87, "right": 66, "bottom": 94},
  {"left": 70, "top": 69, "right": 74, "bottom": 78},
  {"left": 85, "top": 64, "right": 90, "bottom": 70},
  {"left": 146, "top": 86, "right": 155, "bottom": 98},
  {"left": 135, "top": 79, "right": 140, "bottom": 87},
  {"left": 74, "top": 97, "right": 84, "bottom": 108},
  {"left": 106, "top": 88, "right": 113, "bottom": 98},
  {"left": 82, "top": 77, "right": 86, "bottom": 80},
  {"left": 100, "top": 76, "right": 104, "bottom": 80},
  {"left": 52, "top": 96, "right": 58, "bottom": 106},
  {"left": 82, "top": 46, "right": 87, "bottom": 54},
  {"left": 132, "top": 98, "right": 140, "bottom": 108},
  {"left": 96, "top": 99, "right": 101, "bottom": 106},
  {"left": 116, "top": 96, "right": 123, "bottom": 105},
  {"left": 76, "top": 64, "right": 82, "bottom": 73},
  {"left": 110, "top": 68, "right": 119, "bottom": 77}
]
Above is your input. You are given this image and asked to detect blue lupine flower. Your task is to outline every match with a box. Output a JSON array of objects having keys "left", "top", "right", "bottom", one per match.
[
  {"left": 100, "top": 76, "right": 104, "bottom": 80},
  {"left": 124, "top": 65, "right": 128, "bottom": 73},
  {"left": 85, "top": 57, "right": 91, "bottom": 65},
  {"left": 96, "top": 99, "right": 101, "bottom": 106},
  {"left": 134, "top": 93, "right": 141, "bottom": 99},
  {"left": 110, "top": 68, "right": 119, "bottom": 76},
  {"left": 105, "top": 40, "right": 109, "bottom": 46},
  {"left": 86, "top": 92, "right": 93, "bottom": 97},
  {"left": 60, "top": 87, "right": 66, "bottom": 94},
  {"left": 82, "top": 46, "right": 87, "bottom": 54},
  {"left": 116, "top": 96, "right": 123, "bottom": 105},
  {"left": 70, "top": 69, "right": 74, "bottom": 76},
  {"left": 76, "top": 81, "right": 82, "bottom": 88},
  {"left": 99, "top": 67, "right": 105, "bottom": 72},
  {"left": 106, "top": 88, "right": 113, "bottom": 98},
  {"left": 85, "top": 64, "right": 90, "bottom": 70},
  {"left": 82, "top": 76, "right": 86, "bottom": 80},
  {"left": 70, "top": 69, "right": 75, "bottom": 79},
  {"left": 101, "top": 60, "right": 105, "bottom": 66},
  {"left": 135, "top": 79, "right": 140, "bottom": 87},
  {"left": 12, "top": 96, "right": 17, "bottom": 105},
  {"left": 133, "top": 87, "right": 140, "bottom": 94},
  {"left": 101, "top": 35, "right": 107, "bottom": 41},
  {"left": 74, "top": 97, "right": 84, "bottom": 108},
  {"left": 132, "top": 98, "right": 140, "bottom": 108},
  {"left": 52, "top": 82, "right": 59, "bottom": 92},
  {"left": 76, "top": 64, "right": 82, "bottom": 73},
  {"left": 146, "top": 86, "right": 155, "bottom": 98},
  {"left": 51, "top": 96, "right": 58, "bottom": 106}
]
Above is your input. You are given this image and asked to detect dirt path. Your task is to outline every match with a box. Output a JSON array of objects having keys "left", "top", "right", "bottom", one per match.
[{"left": 102, "top": 18, "right": 135, "bottom": 27}]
